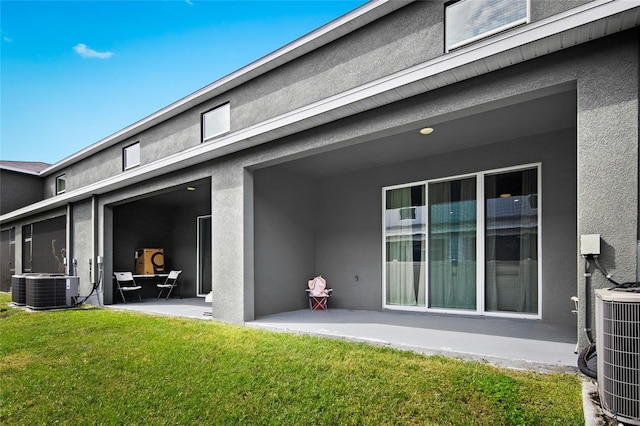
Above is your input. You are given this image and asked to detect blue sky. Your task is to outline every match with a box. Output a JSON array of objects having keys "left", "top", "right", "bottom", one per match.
[{"left": 0, "top": 0, "right": 367, "bottom": 164}]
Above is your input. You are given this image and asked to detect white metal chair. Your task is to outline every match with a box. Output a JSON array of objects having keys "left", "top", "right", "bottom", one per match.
[
  {"left": 156, "top": 270, "right": 182, "bottom": 300},
  {"left": 113, "top": 272, "right": 143, "bottom": 303}
]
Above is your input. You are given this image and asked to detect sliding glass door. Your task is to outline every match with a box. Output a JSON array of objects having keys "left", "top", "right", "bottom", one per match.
[
  {"left": 385, "top": 185, "right": 426, "bottom": 307},
  {"left": 428, "top": 177, "right": 477, "bottom": 310},
  {"left": 383, "top": 165, "right": 540, "bottom": 317},
  {"left": 485, "top": 169, "right": 538, "bottom": 314},
  {"left": 197, "top": 215, "right": 212, "bottom": 297}
]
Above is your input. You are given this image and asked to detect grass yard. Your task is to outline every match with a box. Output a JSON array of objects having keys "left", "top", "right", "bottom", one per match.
[{"left": 0, "top": 292, "right": 583, "bottom": 425}]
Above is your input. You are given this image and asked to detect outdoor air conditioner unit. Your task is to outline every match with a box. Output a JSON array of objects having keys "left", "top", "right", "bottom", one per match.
[
  {"left": 595, "top": 288, "right": 640, "bottom": 425},
  {"left": 11, "top": 275, "right": 27, "bottom": 306},
  {"left": 25, "top": 275, "right": 80, "bottom": 310}
]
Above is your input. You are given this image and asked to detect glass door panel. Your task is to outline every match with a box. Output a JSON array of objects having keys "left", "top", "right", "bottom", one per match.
[
  {"left": 22, "top": 224, "right": 32, "bottom": 273},
  {"left": 485, "top": 169, "right": 538, "bottom": 313},
  {"left": 428, "top": 177, "right": 477, "bottom": 310},
  {"left": 197, "top": 216, "right": 212, "bottom": 297},
  {"left": 385, "top": 185, "right": 426, "bottom": 307}
]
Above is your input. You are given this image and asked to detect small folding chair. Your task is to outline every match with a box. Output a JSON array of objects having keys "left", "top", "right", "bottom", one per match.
[
  {"left": 113, "top": 272, "right": 143, "bottom": 303},
  {"left": 156, "top": 270, "right": 182, "bottom": 300},
  {"left": 306, "top": 275, "right": 332, "bottom": 311}
]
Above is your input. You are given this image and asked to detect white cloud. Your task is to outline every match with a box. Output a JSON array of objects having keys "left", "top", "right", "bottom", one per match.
[
  {"left": 73, "top": 43, "right": 114, "bottom": 59},
  {"left": 3, "top": 36, "right": 12, "bottom": 43}
]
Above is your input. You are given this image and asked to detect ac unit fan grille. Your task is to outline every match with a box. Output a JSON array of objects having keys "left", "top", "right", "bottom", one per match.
[
  {"left": 599, "top": 297, "right": 640, "bottom": 424},
  {"left": 10, "top": 275, "right": 27, "bottom": 305}
]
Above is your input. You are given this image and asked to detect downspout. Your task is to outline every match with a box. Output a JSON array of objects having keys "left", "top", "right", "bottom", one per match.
[
  {"left": 92, "top": 194, "right": 102, "bottom": 305},
  {"left": 583, "top": 257, "right": 594, "bottom": 345},
  {"left": 578, "top": 256, "right": 597, "bottom": 378},
  {"left": 66, "top": 203, "right": 75, "bottom": 276}
]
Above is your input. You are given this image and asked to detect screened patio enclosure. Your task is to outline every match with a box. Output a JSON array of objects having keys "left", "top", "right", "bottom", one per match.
[
  {"left": 109, "top": 179, "right": 211, "bottom": 302},
  {"left": 253, "top": 87, "right": 577, "bottom": 328}
]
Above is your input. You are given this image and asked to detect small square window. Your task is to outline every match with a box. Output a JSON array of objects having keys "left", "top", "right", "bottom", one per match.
[
  {"left": 56, "top": 174, "right": 66, "bottom": 194},
  {"left": 202, "top": 103, "right": 230, "bottom": 142},
  {"left": 123, "top": 142, "right": 140, "bottom": 170},
  {"left": 445, "top": 0, "right": 529, "bottom": 51}
]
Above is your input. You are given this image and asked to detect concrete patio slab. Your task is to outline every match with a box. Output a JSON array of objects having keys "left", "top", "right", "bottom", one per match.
[
  {"left": 104, "top": 297, "right": 212, "bottom": 320},
  {"left": 104, "top": 298, "right": 578, "bottom": 372},
  {"left": 247, "top": 309, "right": 579, "bottom": 373}
]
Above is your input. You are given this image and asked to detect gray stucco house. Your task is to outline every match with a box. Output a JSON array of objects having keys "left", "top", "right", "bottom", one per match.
[{"left": 1, "top": 0, "right": 639, "bottom": 352}]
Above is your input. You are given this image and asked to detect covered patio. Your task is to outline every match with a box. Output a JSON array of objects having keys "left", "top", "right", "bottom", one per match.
[{"left": 105, "top": 298, "right": 578, "bottom": 373}]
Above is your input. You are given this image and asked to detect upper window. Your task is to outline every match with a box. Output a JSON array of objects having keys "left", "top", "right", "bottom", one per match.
[
  {"left": 123, "top": 142, "right": 140, "bottom": 170},
  {"left": 202, "top": 103, "right": 230, "bottom": 142},
  {"left": 445, "top": 0, "right": 529, "bottom": 51},
  {"left": 56, "top": 174, "right": 66, "bottom": 194}
]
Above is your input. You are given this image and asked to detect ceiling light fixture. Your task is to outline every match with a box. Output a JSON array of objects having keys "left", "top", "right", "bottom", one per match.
[
  {"left": 186, "top": 186, "right": 196, "bottom": 191},
  {"left": 419, "top": 127, "right": 434, "bottom": 135}
]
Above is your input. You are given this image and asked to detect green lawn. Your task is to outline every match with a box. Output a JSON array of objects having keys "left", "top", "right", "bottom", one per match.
[{"left": 0, "top": 292, "right": 583, "bottom": 425}]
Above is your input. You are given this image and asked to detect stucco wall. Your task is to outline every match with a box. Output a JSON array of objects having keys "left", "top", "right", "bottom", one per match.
[
  {"left": 71, "top": 200, "right": 94, "bottom": 295},
  {"left": 1, "top": 170, "right": 44, "bottom": 214},
  {"left": 253, "top": 166, "right": 317, "bottom": 317},
  {"left": 575, "top": 29, "right": 639, "bottom": 350},
  {"left": 531, "top": 0, "right": 594, "bottom": 21},
  {"left": 209, "top": 161, "right": 252, "bottom": 323},
  {"left": 39, "top": 0, "right": 594, "bottom": 197}
]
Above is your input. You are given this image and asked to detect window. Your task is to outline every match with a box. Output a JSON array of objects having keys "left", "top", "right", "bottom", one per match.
[
  {"left": 22, "top": 224, "right": 32, "bottom": 273},
  {"left": 202, "top": 103, "right": 230, "bottom": 142},
  {"left": 445, "top": 0, "right": 529, "bottom": 51},
  {"left": 123, "top": 142, "right": 140, "bottom": 170},
  {"left": 383, "top": 165, "right": 540, "bottom": 318},
  {"left": 56, "top": 174, "right": 66, "bottom": 194}
]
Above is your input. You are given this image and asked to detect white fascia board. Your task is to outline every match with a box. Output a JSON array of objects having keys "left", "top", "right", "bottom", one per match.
[
  {"left": 40, "top": 0, "right": 412, "bottom": 177},
  {"left": 2, "top": 0, "right": 639, "bottom": 225}
]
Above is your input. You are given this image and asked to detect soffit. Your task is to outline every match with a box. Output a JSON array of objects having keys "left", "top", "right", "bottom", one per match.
[
  {"left": 279, "top": 89, "right": 577, "bottom": 179},
  {"left": 0, "top": 161, "right": 51, "bottom": 175}
]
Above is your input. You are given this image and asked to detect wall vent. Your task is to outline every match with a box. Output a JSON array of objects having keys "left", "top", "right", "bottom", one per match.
[{"left": 596, "top": 288, "right": 640, "bottom": 425}]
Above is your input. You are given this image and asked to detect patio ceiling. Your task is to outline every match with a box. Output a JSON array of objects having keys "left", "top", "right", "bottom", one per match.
[{"left": 281, "top": 88, "right": 576, "bottom": 179}]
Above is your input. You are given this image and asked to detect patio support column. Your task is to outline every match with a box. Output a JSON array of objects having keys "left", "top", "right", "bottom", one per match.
[
  {"left": 210, "top": 162, "right": 254, "bottom": 324},
  {"left": 575, "top": 37, "right": 639, "bottom": 350}
]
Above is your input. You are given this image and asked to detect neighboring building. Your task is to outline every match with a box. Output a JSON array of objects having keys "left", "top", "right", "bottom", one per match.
[
  {"left": 0, "top": 161, "right": 51, "bottom": 291},
  {"left": 0, "top": 161, "right": 50, "bottom": 215},
  {"left": 1, "top": 0, "right": 639, "bottom": 351}
]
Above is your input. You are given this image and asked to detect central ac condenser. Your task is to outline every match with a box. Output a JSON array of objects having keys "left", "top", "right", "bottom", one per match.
[
  {"left": 25, "top": 275, "right": 80, "bottom": 310},
  {"left": 11, "top": 275, "right": 27, "bottom": 306},
  {"left": 596, "top": 288, "right": 640, "bottom": 425}
]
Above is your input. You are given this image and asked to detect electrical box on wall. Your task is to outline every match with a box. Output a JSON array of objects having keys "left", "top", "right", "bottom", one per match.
[{"left": 580, "top": 234, "right": 601, "bottom": 256}]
